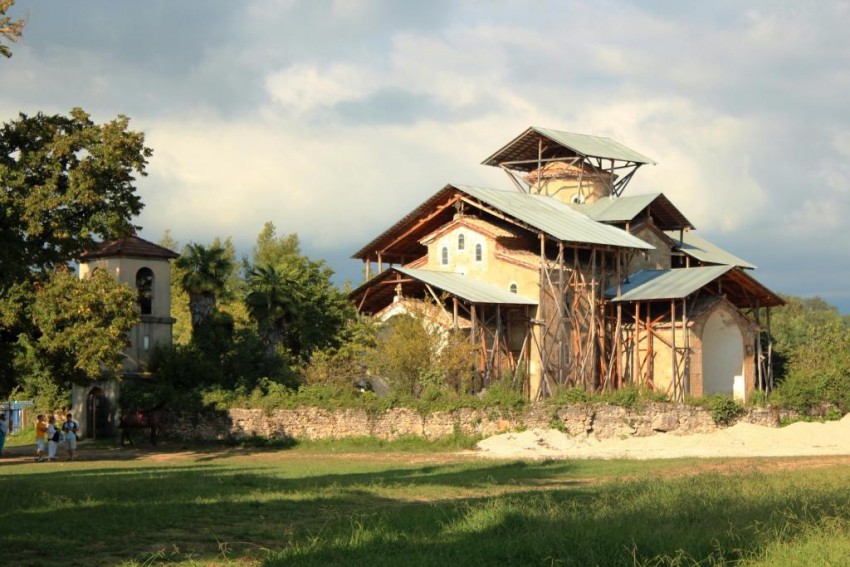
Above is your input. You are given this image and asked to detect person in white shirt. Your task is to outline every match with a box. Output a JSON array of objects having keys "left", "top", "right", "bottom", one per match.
[
  {"left": 46, "top": 415, "right": 60, "bottom": 461},
  {"left": 62, "top": 413, "right": 80, "bottom": 460}
]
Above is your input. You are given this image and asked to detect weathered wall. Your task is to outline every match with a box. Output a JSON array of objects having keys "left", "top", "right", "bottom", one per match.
[{"left": 159, "top": 403, "right": 790, "bottom": 443}]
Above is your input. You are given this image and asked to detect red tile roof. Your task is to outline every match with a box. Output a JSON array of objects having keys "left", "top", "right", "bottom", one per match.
[{"left": 80, "top": 235, "right": 179, "bottom": 260}]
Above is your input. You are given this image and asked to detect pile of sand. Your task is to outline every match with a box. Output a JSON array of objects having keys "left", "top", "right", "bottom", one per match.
[{"left": 474, "top": 413, "right": 850, "bottom": 460}]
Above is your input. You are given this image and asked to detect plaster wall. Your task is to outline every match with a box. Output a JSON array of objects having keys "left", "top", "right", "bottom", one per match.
[
  {"left": 79, "top": 256, "right": 172, "bottom": 318},
  {"left": 422, "top": 225, "right": 538, "bottom": 301},
  {"left": 628, "top": 224, "right": 672, "bottom": 272},
  {"left": 79, "top": 256, "right": 175, "bottom": 372}
]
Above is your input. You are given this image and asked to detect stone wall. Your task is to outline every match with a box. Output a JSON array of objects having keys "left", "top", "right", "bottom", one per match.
[{"left": 159, "top": 403, "right": 792, "bottom": 443}]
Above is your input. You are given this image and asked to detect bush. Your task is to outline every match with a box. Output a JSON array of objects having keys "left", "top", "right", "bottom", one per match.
[
  {"left": 705, "top": 395, "right": 745, "bottom": 425},
  {"left": 771, "top": 323, "right": 850, "bottom": 415}
]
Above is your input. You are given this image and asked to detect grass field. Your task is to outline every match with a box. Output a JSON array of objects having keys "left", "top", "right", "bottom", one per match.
[{"left": 1, "top": 438, "right": 850, "bottom": 566}]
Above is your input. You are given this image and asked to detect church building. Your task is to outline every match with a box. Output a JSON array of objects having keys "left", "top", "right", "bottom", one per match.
[{"left": 349, "top": 127, "right": 783, "bottom": 401}]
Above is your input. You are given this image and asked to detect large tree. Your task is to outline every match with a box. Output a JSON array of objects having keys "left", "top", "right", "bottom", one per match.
[
  {"left": 0, "top": 108, "right": 150, "bottom": 284},
  {"left": 0, "top": 108, "right": 151, "bottom": 396}
]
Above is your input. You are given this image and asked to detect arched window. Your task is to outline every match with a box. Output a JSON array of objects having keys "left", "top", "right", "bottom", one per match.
[
  {"left": 509, "top": 283, "right": 518, "bottom": 294},
  {"left": 458, "top": 233, "right": 465, "bottom": 250},
  {"left": 475, "top": 243, "right": 483, "bottom": 262},
  {"left": 136, "top": 267, "right": 154, "bottom": 315},
  {"left": 441, "top": 246, "right": 449, "bottom": 265}
]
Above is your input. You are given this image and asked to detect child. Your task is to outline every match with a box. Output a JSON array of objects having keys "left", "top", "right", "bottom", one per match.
[
  {"left": 35, "top": 414, "right": 47, "bottom": 462},
  {"left": 62, "top": 413, "right": 80, "bottom": 460},
  {"left": 46, "top": 415, "right": 60, "bottom": 461}
]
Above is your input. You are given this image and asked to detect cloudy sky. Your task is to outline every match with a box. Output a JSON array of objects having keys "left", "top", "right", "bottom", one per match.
[{"left": 3, "top": 1, "right": 849, "bottom": 312}]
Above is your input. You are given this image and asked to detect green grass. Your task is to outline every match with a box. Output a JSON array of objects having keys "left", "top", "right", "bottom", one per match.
[{"left": 1, "top": 442, "right": 849, "bottom": 566}]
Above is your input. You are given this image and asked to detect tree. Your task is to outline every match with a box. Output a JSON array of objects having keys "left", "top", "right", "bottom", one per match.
[
  {"left": 0, "top": 108, "right": 151, "bottom": 396},
  {"left": 773, "top": 321, "right": 850, "bottom": 415},
  {"left": 244, "top": 223, "right": 354, "bottom": 360},
  {"left": 766, "top": 295, "right": 849, "bottom": 381},
  {"left": 13, "top": 267, "right": 138, "bottom": 410},
  {"left": 0, "top": 109, "right": 149, "bottom": 284},
  {"left": 176, "top": 242, "right": 234, "bottom": 331},
  {"left": 30, "top": 268, "right": 138, "bottom": 380},
  {"left": 245, "top": 263, "right": 302, "bottom": 349},
  {"left": 0, "top": 0, "right": 25, "bottom": 59}
]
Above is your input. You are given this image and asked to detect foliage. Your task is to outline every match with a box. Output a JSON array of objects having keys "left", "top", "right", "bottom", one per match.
[
  {"left": 244, "top": 223, "right": 354, "bottom": 361},
  {"left": 479, "top": 379, "right": 526, "bottom": 410},
  {"left": 12, "top": 336, "right": 67, "bottom": 411},
  {"left": 175, "top": 241, "right": 235, "bottom": 332},
  {"left": 369, "top": 314, "right": 434, "bottom": 396},
  {"left": 244, "top": 263, "right": 302, "bottom": 348},
  {"left": 687, "top": 394, "right": 746, "bottom": 425},
  {"left": 0, "top": 108, "right": 149, "bottom": 285},
  {"left": 29, "top": 268, "right": 138, "bottom": 381},
  {"left": 766, "top": 295, "right": 849, "bottom": 383},
  {"left": 0, "top": 108, "right": 150, "bottom": 397},
  {"left": 302, "top": 315, "right": 378, "bottom": 390},
  {"left": 707, "top": 395, "right": 746, "bottom": 425},
  {"left": 547, "top": 385, "right": 667, "bottom": 409},
  {"left": 772, "top": 322, "right": 850, "bottom": 415},
  {"left": 0, "top": 0, "right": 25, "bottom": 58}
]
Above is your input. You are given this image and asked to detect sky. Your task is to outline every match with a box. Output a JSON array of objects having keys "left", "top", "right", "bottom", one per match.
[{"left": 2, "top": 1, "right": 849, "bottom": 312}]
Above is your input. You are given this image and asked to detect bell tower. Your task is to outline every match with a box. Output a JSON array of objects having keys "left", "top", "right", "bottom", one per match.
[{"left": 78, "top": 235, "right": 179, "bottom": 373}]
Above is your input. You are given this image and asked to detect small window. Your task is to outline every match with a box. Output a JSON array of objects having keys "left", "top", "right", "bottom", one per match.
[
  {"left": 458, "top": 233, "right": 465, "bottom": 250},
  {"left": 509, "top": 283, "right": 518, "bottom": 294},
  {"left": 136, "top": 267, "right": 154, "bottom": 314},
  {"left": 475, "top": 243, "right": 482, "bottom": 262},
  {"left": 441, "top": 246, "right": 449, "bottom": 265}
]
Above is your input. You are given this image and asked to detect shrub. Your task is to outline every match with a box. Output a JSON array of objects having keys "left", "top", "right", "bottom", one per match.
[
  {"left": 707, "top": 395, "right": 746, "bottom": 425},
  {"left": 479, "top": 379, "right": 526, "bottom": 410}
]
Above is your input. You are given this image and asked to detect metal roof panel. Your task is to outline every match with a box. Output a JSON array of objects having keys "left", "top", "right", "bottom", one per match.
[
  {"left": 397, "top": 267, "right": 538, "bottom": 305},
  {"left": 532, "top": 127, "right": 657, "bottom": 165},
  {"left": 606, "top": 266, "right": 733, "bottom": 301},
  {"left": 664, "top": 231, "right": 756, "bottom": 269},
  {"left": 455, "top": 185, "right": 654, "bottom": 250}
]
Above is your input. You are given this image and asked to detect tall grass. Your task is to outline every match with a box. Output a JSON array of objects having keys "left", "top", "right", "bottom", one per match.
[{"left": 1, "top": 443, "right": 849, "bottom": 566}]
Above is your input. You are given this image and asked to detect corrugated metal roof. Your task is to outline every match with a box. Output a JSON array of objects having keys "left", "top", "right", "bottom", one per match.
[
  {"left": 397, "top": 267, "right": 537, "bottom": 305},
  {"left": 533, "top": 127, "right": 657, "bottom": 165},
  {"left": 577, "top": 193, "right": 662, "bottom": 222},
  {"left": 456, "top": 185, "right": 654, "bottom": 250},
  {"left": 664, "top": 231, "right": 756, "bottom": 269},
  {"left": 606, "top": 266, "right": 733, "bottom": 302},
  {"left": 481, "top": 127, "right": 657, "bottom": 170},
  {"left": 573, "top": 193, "right": 694, "bottom": 231}
]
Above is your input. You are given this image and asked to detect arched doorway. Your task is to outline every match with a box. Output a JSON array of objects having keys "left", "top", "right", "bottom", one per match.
[
  {"left": 701, "top": 310, "right": 744, "bottom": 395},
  {"left": 87, "top": 387, "right": 112, "bottom": 439}
]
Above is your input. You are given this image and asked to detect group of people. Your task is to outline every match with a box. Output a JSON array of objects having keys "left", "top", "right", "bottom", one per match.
[{"left": 35, "top": 413, "right": 79, "bottom": 462}]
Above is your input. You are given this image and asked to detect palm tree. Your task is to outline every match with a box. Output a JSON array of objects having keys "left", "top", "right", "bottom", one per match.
[
  {"left": 244, "top": 263, "right": 302, "bottom": 351},
  {"left": 176, "top": 243, "right": 233, "bottom": 331}
]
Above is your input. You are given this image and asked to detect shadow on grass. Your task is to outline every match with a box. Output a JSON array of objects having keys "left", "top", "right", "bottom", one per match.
[{"left": 2, "top": 453, "right": 849, "bottom": 566}]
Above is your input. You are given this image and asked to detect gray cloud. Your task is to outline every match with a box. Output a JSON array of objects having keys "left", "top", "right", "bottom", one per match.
[{"left": 2, "top": 0, "right": 849, "bottom": 312}]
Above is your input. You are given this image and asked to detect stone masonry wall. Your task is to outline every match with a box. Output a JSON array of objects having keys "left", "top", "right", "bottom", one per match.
[{"left": 160, "top": 403, "right": 792, "bottom": 443}]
